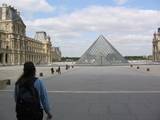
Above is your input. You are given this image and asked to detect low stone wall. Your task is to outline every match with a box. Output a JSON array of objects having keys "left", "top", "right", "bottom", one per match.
[{"left": 0, "top": 79, "right": 10, "bottom": 89}]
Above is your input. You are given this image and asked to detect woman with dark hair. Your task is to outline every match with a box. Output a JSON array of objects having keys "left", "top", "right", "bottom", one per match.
[{"left": 15, "top": 61, "right": 52, "bottom": 120}]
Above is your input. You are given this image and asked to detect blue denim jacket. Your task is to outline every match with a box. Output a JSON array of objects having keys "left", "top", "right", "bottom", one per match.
[{"left": 34, "top": 79, "right": 50, "bottom": 113}]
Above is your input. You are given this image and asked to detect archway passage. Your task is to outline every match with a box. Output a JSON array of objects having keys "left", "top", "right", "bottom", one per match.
[
  {"left": 0, "top": 53, "right": 2, "bottom": 63},
  {"left": 5, "top": 54, "right": 8, "bottom": 63}
]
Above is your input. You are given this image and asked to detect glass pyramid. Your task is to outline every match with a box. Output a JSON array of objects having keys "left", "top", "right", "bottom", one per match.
[{"left": 76, "top": 35, "right": 128, "bottom": 65}]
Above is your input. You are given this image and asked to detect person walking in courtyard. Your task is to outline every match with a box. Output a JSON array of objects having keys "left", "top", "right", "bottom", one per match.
[
  {"left": 51, "top": 67, "right": 54, "bottom": 74},
  {"left": 14, "top": 61, "right": 52, "bottom": 120},
  {"left": 57, "top": 66, "right": 61, "bottom": 74},
  {"left": 66, "top": 64, "right": 69, "bottom": 70}
]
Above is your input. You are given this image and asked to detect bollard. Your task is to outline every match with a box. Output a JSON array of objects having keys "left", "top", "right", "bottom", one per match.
[
  {"left": 137, "top": 66, "right": 140, "bottom": 69},
  {"left": 146, "top": 68, "right": 150, "bottom": 71},
  {"left": 39, "top": 72, "right": 43, "bottom": 77}
]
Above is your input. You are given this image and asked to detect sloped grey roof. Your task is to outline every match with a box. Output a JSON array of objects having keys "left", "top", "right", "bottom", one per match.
[
  {"left": 76, "top": 35, "right": 128, "bottom": 66},
  {"left": 34, "top": 31, "right": 47, "bottom": 41},
  {"left": 0, "top": 5, "right": 25, "bottom": 26}
]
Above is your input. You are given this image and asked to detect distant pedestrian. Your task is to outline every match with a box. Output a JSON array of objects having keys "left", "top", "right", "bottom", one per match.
[
  {"left": 51, "top": 67, "right": 54, "bottom": 74},
  {"left": 58, "top": 66, "right": 61, "bottom": 74},
  {"left": 15, "top": 61, "right": 52, "bottom": 120},
  {"left": 66, "top": 65, "right": 68, "bottom": 70},
  {"left": 57, "top": 66, "right": 61, "bottom": 74}
]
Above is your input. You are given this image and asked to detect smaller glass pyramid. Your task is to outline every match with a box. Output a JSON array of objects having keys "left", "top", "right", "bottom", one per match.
[{"left": 76, "top": 35, "right": 128, "bottom": 65}]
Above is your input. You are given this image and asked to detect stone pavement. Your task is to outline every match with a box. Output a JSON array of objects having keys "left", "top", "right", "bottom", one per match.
[
  {"left": 51, "top": 92, "right": 160, "bottom": 120},
  {"left": 1, "top": 91, "right": 160, "bottom": 120},
  {"left": 1, "top": 65, "right": 160, "bottom": 120},
  {"left": 0, "top": 65, "right": 70, "bottom": 84}
]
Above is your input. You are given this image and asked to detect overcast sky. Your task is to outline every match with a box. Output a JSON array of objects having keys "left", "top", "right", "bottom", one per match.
[{"left": 1, "top": 0, "right": 160, "bottom": 57}]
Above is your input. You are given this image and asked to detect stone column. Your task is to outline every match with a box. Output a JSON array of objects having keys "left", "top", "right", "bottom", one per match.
[
  {"left": 7, "top": 53, "right": 11, "bottom": 65},
  {"left": 2, "top": 4, "right": 7, "bottom": 20},
  {"left": 18, "top": 53, "right": 20, "bottom": 65},
  {"left": 2, "top": 53, "right": 6, "bottom": 65},
  {"left": 10, "top": 54, "right": 13, "bottom": 65},
  {"left": 32, "top": 55, "right": 33, "bottom": 63}
]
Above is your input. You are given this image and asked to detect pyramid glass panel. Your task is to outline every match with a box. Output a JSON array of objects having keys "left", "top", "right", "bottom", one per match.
[{"left": 76, "top": 35, "right": 128, "bottom": 65}]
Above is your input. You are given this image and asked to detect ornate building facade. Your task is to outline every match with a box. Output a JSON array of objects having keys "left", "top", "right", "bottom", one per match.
[
  {"left": 153, "top": 28, "right": 160, "bottom": 61},
  {"left": 0, "top": 4, "right": 61, "bottom": 65}
]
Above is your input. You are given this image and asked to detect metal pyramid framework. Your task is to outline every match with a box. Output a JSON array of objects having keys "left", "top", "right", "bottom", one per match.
[{"left": 76, "top": 35, "right": 128, "bottom": 66}]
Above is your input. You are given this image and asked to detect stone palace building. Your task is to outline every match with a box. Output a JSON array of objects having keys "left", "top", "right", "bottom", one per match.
[
  {"left": 0, "top": 4, "right": 61, "bottom": 65},
  {"left": 153, "top": 28, "right": 160, "bottom": 61}
]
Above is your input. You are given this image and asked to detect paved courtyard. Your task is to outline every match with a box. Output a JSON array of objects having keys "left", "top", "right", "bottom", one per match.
[{"left": 1, "top": 65, "right": 160, "bottom": 120}]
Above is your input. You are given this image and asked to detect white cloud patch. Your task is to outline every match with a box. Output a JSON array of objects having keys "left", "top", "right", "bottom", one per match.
[
  {"left": 114, "top": 0, "right": 128, "bottom": 5},
  {"left": 25, "top": 6, "right": 160, "bottom": 56},
  {"left": 0, "top": 0, "right": 54, "bottom": 13}
]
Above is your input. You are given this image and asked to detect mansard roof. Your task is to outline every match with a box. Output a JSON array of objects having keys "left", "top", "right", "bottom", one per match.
[
  {"left": 0, "top": 4, "right": 26, "bottom": 27},
  {"left": 34, "top": 31, "right": 47, "bottom": 41}
]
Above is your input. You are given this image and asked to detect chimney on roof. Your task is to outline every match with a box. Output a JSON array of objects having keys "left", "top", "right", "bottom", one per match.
[
  {"left": 17, "top": 11, "right": 20, "bottom": 16},
  {"left": 2, "top": 3, "right": 7, "bottom": 20},
  {"left": 47, "top": 36, "right": 51, "bottom": 41},
  {"left": 2, "top": 3, "right": 7, "bottom": 7}
]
